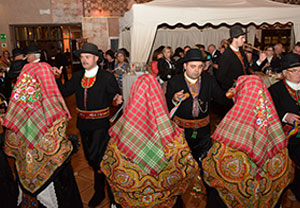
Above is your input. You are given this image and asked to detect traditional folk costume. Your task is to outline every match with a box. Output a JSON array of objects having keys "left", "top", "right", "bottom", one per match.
[
  {"left": 101, "top": 74, "right": 199, "bottom": 208},
  {"left": 3, "top": 62, "right": 82, "bottom": 208},
  {"left": 166, "top": 72, "right": 230, "bottom": 163},
  {"left": 268, "top": 53, "right": 300, "bottom": 202},
  {"left": 203, "top": 75, "right": 293, "bottom": 208},
  {"left": 57, "top": 43, "right": 121, "bottom": 207}
]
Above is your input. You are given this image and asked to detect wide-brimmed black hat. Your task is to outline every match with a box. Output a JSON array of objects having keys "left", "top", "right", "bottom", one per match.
[
  {"left": 12, "top": 48, "right": 25, "bottom": 57},
  {"left": 25, "top": 45, "right": 41, "bottom": 54},
  {"left": 73, "top": 43, "right": 102, "bottom": 58},
  {"left": 280, "top": 53, "right": 300, "bottom": 72},
  {"left": 230, "top": 25, "right": 247, "bottom": 39},
  {"left": 183, "top": 48, "right": 206, "bottom": 63}
]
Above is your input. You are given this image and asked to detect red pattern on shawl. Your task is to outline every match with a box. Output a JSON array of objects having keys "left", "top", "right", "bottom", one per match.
[
  {"left": 212, "top": 75, "right": 286, "bottom": 173},
  {"left": 3, "top": 62, "right": 71, "bottom": 138},
  {"left": 109, "top": 74, "right": 183, "bottom": 175}
]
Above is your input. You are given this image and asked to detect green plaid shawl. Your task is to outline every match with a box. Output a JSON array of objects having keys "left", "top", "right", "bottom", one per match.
[
  {"left": 213, "top": 75, "right": 287, "bottom": 174},
  {"left": 3, "top": 62, "right": 70, "bottom": 148},
  {"left": 110, "top": 74, "right": 183, "bottom": 175}
]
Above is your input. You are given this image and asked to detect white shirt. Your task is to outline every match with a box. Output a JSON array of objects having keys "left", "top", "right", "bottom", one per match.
[
  {"left": 33, "top": 58, "right": 40, "bottom": 63},
  {"left": 84, "top": 65, "right": 99, "bottom": 78},
  {"left": 230, "top": 45, "right": 239, "bottom": 52}
]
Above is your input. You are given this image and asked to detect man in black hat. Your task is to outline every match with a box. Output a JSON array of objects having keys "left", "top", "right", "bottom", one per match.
[
  {"left": 216, "top": 25, "right": 249, "bottom": 91},
  {"left": 165, "top": 48, "right": 232, "bottom": 164},
  {"left": 55, "top": 42, "right": 122, "bottom": 207},
  {"left": 269, "top": 53, "right": 300, "bottom": 202},
  {"left": 216, "top": 25, "right": 266, "bottom": 89},
  {"left": 25, "top": 45, "right": 42, "bottom": 63},
  {"left": 2, "top": 48, "right": 28, "bottom": 99}
]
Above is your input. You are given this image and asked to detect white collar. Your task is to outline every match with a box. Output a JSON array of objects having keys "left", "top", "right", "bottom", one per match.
[
  {"left": 85, "top": 65, "right": 99, "bottom": 77},
  {"left": 184, "top": 72, "right": 198, "bottom": 84},
  {"left": 33, "top": 59, "right": 40, "bottom": 63},
  {"left": 267, "top": 56, "right": 273, "bottom": 62},
  {"left": 230, "top": 45, "right": 239, "bottom": 52},
  {"left": 286, "top": 79, "right": 300, "bottom": 91},
  {"left": 212, "top": 50, "right": 216, "bottom": 56}
]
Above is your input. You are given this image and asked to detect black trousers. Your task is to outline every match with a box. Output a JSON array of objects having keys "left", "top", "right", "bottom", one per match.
[
  {"left": 184, "top": 129, "right": 212, "bottom": 164},
  {"left": 0, "top": 147, "right": 18, "bottom": 208},
  {"left": 80, "top": 128, "right": 110, "bottom": 170},
  {"left": 80, "top": 128, "right": 110, "bottom": 196},
  {"left": 288, "top": 135, "right": 300, "bottom": 201}
]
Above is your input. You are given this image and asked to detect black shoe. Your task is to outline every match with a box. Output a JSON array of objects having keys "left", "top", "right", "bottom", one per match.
[{"left": 88, "top": 191, "right": 105, "bottom": 207}]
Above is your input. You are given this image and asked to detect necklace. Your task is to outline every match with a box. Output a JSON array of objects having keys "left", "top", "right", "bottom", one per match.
[{"left": 198, "top": 99, "right": 208, "bottom": 113}]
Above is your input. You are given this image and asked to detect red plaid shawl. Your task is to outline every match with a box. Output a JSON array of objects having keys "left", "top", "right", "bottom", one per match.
[
  {"left": 110, "top": 74, "right": 183, "bottom": 175},
  {"left": 213, "top": 75, "right": 286, "bottom": 174},
  {"left": 3, "top": 62, "right": 71, "bottom": 147}
]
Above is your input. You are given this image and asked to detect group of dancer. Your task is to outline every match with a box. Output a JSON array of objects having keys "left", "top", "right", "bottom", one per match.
[{"left": 0, "top": 25, "right": 300, "bottom": 208}]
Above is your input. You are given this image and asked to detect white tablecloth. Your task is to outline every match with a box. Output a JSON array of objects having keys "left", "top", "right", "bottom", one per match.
[{"left": 122, "top": 74, "right": 141, "bottom": 104}]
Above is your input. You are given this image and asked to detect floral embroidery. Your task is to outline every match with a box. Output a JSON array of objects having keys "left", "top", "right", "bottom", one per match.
[
  {"left": 13, "top": 73, "right": 41, "bottom": 111},
  {"left": 81, "top": 75, "right": 96, "bottom": 89},
  {"left": 253, "top": 89, "right": 271, "bottom": 130}
]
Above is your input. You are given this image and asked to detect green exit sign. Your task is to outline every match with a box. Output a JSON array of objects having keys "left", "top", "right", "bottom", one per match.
[{"left": 0, "top": 34, "right": 6, "bottom": 40}]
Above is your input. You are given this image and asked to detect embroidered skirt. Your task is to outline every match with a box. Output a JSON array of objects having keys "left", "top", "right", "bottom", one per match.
[
  {"left": 101, "top": 133, "right": 199, "bottom": 208},
  {"left": 203, "top": 141, "right": 293, "bottom": 208},
  {"left": 5, "top": 117, "right": 73, "bottom": 195}
]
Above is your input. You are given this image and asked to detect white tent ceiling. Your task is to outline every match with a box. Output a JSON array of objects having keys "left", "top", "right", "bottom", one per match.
[{"left": 119, "top": 0, "right": 300, "bottom": 64}]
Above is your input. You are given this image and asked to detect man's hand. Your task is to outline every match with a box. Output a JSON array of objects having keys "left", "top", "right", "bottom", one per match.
[
  {"left": 113, "top": 94, "right": 123, "bottom": 105},
  {"left": 173, "top": 90, "right": 189, "bottom": 103},
  {"left": 225, "top": 87, "right": 235, "bottom": 99},
  {"left": 285, "top": 113, "right": 300, "bottom": 125},
  {"left": 51, "top": 66, "right": 62, "bottom": 76},
  {"left": 258, "top": 52, "right": 267, "bottom": 63}
]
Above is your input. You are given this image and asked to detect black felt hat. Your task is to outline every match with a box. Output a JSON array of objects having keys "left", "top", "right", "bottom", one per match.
[
  {"left": 12, "top": 48, "right": 25, "bottom": 57},
  {"left": 183, "top": 49, "right": 206, "bottom": 63},
  {"left": 281, "top": 53, "right": 300, "bottom": 72},
  {"left": 230, "top": 25, "right": 247, "bottom": 39},
  {"left": 73, "top": 43, "right": 102, "bottom": 58},
  {"left": 25, "top": 45, "right": 41, "bottom": 54}
]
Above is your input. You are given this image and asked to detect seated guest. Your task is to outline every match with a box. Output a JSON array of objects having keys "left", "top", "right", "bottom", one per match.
[
  {"left": 291, "top": 42, "right": 300, "bottom": 55},
  {"left": 150, "top": 48, "right": 163, "bottom": 77},
  {"left": 257, "top": 46, "right": 281, "bottom": 73},
  {"left": 203, "top": 75, "right": 293, "bottom": 208},
  {"left": 243, "top": 45, "right": 259, "bottom": 71},
  {"left": 269, "top": 53, "right": 300, "bottom": 202},
  {"left": 3, "top": 62, "right": 83, "bottom": 207},
  {"left": 0, "top": 50, "right": 11, "bottom": 72},
  {"left": 101, "top": 74, "right": 199, "bottom": 208}
]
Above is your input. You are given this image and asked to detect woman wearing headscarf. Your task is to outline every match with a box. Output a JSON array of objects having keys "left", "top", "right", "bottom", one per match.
[
  {"left": 3, "top": 62, "right": 82, "bottom": 207},
  {"left": 202, "top": 75, "right": 293, "bottom": 208},
  {"left": 101, "top": 74, "right": 199, "bottom": 208}
]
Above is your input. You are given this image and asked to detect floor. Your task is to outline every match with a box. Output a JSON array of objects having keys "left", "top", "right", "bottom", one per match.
[{"left": 64, "top": 94, "right": 300, "bottom": 208}]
